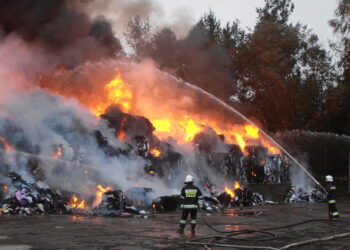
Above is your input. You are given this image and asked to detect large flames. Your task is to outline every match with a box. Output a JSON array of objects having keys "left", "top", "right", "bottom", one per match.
[
  {"left": 39, "top": 67, "right": 280, "bottom": 154},
  {"left": 93, "top": 71, "right": 133, "bottom": 116}
]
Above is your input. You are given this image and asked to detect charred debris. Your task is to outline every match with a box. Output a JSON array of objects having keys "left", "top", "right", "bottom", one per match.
[{"left": 0, "top": 109, "right": 321, "bottom": 216}]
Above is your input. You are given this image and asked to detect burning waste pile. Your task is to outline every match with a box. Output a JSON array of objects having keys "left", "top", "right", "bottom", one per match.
[
  {"left": 0, "top": 60, "right": 311, "bottom": 215},
  {"left": 0, "top": 0, "right": 326, "bottom": 219},
  {"left": 0, "top": 58, "right": 320, "bottom": 216}
]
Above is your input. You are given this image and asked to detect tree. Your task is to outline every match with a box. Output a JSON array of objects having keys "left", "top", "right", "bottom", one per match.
[
  {"left": 256, "top": 0, "right": 294, "bottom": 24},
  {"left": 325, "top": 0, "right": 350, "bottom": 134},
  {"left": 150, "top": 28, "right": 178, "bottom": 69},
  {"left": 124, "top": 15, "right": 152, "bottom": 61},
  {"left": 234, "top": 0, "right": 335, "bottom": 132},
  {"left": 176, "top": 15, "right": 234, "bottom": 102}
]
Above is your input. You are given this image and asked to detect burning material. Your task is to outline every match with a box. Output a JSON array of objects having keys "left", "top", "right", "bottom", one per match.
[
  {"left": 0, "top": 44, "right": 301, "bottom": 219},
  {"left": 69, "top": 195, "right": 86, "bottom": 210},
  {"left": 54, "top": 145, "right": 62, "bottom": 160},
  {"left": 94, "top": 185, "right": 113, "bottom": 208},
  {"left": 93, "top": 71, "right": 133, "bottom": 116},
  {"left": 0, "top": 137, "right": 12, "bottom": 153},
  {"left": 150, "top": 148, "right": 161, "bottom": 157}
]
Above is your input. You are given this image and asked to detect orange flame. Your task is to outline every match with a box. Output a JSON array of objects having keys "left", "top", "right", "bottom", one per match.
[
  {"left": 69, "top": 195, "right": 86, "bottom": 209},
  {"left": 225, "top": 187, "right": 235, "bottom": 198},
  {"left": 93, "top": 71, "right": 132, "bottom": 116},
  {"left": 3, "top": 185, "right": 9, "bottom": 191},
  {"left": 54, "top": 146, "right": 62, "bottom": 160},
  {"left": 39, "top": 68, "right": 279, "bottom": 154},
  {"left": 0, "top": 137, "right": 12, "bottom": 152},
  {"left": 244, "top": 125, "right": 259, "bottom": 139},
  {"left": 179, "top": 117, "right": 202, "bottom": 142},
  {"left": 233, "top": 133, "right": 246, "bottom": 152},
  {"left": 150, "top": 148, "right": 161, "bottom": 157},
  {"left": 225, "top": 181, "right": 240, "bottom": 198},
  {"left": 149, "top": 170, "right": 155, "bottom": 174},
  {"left": 117, "top": 130, "right": 126, "bottom": 140},
  {"left": 93, "top": 184, "right": 113, "bottom": 208},
  {"left": 151, "top": 119, "right": 172, "bottom": 133}
]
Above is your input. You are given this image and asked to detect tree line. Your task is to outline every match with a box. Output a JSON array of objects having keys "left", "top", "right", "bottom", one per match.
[{"left": 123, "top": 0, "right": 350, "bottom": 135}]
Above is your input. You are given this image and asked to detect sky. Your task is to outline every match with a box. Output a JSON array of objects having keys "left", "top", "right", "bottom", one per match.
[{"left": 157, "top": 0, "right": 337, "bottom": 45}]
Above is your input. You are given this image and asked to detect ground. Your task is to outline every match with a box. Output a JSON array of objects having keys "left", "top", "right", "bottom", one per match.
[{"left": 0, "top": 198, "right": 349, "bottom": 250}]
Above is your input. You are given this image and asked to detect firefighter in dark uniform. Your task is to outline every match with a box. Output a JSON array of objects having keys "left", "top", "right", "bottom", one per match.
[
  {"left": 325, "top": 175, "right": 340, "bottom": 219},
  {"left": 178, "top": 175, "right": 204, "bottom": 235}
]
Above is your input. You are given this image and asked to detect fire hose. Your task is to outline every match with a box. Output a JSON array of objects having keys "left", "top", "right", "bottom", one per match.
[{"left": 187, "top": 210, "right": 350, "bottom": 249}]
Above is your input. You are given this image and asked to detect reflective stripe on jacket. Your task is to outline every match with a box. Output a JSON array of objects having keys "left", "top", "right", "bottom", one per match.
[{"left": 181, "top": 183, "right": 203, "bottom": 208}]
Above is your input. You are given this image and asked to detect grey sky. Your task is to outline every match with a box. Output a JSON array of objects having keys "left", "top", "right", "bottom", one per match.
[{"left": 157, "top": 0, "right": 337, "bottom": 44}]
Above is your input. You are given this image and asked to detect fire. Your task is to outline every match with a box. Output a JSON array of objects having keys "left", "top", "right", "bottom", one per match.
[
  {"left": 225, "top": 187, "right": 235, "bottom": 198},
  {"left": 94, "top": 184, "right": 112, "bottom": 207},
  {"left": 85, "top": 70, "right": 133, "bottom": 117},
  {"left": 244, "top": 125, "right": 259, "bottom": 139},
  {"left": 69, "top": 195, "right": 86, "bottom": 209},
  {"left": 151, "top": 119, "right": 172, "bottom": 133},
  {"left": 225, "top": 181, "right": 241, "bottom": 198},
  {"left": 0, "top": 137, "right": 12, "bottom": 152},
  {"left": 232, "top": 133, "right": 246, "bottom": 152},
  {"left": 54, "top": 146, "right": 62, "bottom": 159},
  {"left": 150, "top": 148, "right": 161, "bottom": 157},
  {"left": 149, "top": 170, "right": 155, "bottom": 174},
  {"left": 117, "top": 130, "right": 126, "bottom": 140},
  {"left": 178, "top": 116, "right": 202, "bottom": 142},
  {"left": 3, "top": 185, "right": 8, "bottom": 191},
  {"left": 40, "top": 68, "right": 280, "bottom": 154}
]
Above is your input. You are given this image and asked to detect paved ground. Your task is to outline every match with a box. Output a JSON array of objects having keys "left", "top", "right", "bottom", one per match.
[{"left": 0, "top": 198, "right": 349, "bottom": 249}]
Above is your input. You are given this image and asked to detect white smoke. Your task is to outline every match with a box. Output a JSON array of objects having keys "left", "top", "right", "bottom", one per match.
[{"left": 0, "top": 35, "right": 182, "bottom": 203}]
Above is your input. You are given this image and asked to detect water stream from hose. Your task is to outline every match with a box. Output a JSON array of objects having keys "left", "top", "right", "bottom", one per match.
[{"left": 128, "top": 63, "right": 321, "bottom": 186}]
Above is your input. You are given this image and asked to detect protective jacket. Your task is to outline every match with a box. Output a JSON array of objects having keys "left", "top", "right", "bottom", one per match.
[
  {"left": 180, "top": 183, "right": 204, "bottom": 209},
  {"left": 326, "top": 182, "right": 336, "bottom": 202}
]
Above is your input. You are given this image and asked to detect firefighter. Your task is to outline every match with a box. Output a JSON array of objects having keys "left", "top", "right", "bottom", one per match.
[
  {"left": 325, "top": 175, "right": 340, "bottom": 219},
  {"left": 178, "top": 175, "right": 204, "bottom": 235}
]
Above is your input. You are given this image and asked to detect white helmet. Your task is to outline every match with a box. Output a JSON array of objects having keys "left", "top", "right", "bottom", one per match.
[
  {"left": 185, "top": 175, "right": 194, "bottom": 183},
  {"left": 325, "top": 175, "right": 333, "bottom": 182}
]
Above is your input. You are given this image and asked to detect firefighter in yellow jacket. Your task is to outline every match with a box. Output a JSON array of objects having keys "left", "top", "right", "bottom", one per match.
[
  {"left": 178, "top": 175, "right": 204, "bottom": 235},
  {"left": 325, "top": 175, "right": 339, "bottom": 219}
]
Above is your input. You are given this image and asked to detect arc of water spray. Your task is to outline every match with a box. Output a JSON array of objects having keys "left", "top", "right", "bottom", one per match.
[
  {"left": 116, "top": 61, "right": 323, "bottom": 188},
  {"left": 162, "top": 71, "right": 322, "bottom": 187}
]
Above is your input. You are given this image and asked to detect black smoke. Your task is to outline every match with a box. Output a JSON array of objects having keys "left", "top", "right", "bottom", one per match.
[{"left": 0, "top": 0, "right": 122, "bottom": 67}]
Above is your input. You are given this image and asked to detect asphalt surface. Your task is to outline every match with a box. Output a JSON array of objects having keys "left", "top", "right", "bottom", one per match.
[{"left": 0, "top": 198, "right": 349, "bottom": 249}]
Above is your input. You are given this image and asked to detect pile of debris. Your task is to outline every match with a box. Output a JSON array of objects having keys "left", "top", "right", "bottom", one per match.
[
  {"left": 0, "top": 172, "right": 66, "bottom": 215},
  {"left": 283, "top": 186, "right": 326, "bottom": 203},
  {"left": 151, "top": 184, "right": 266, "bottom": 214}
]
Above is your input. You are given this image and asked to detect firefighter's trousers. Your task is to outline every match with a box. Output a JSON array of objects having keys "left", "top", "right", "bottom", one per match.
[
  {"left": 328, "top": 200, "right": 339, "bottom": 218},
  {"left": 179, "top": 209, "right": 197, "bottom": 227}
]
